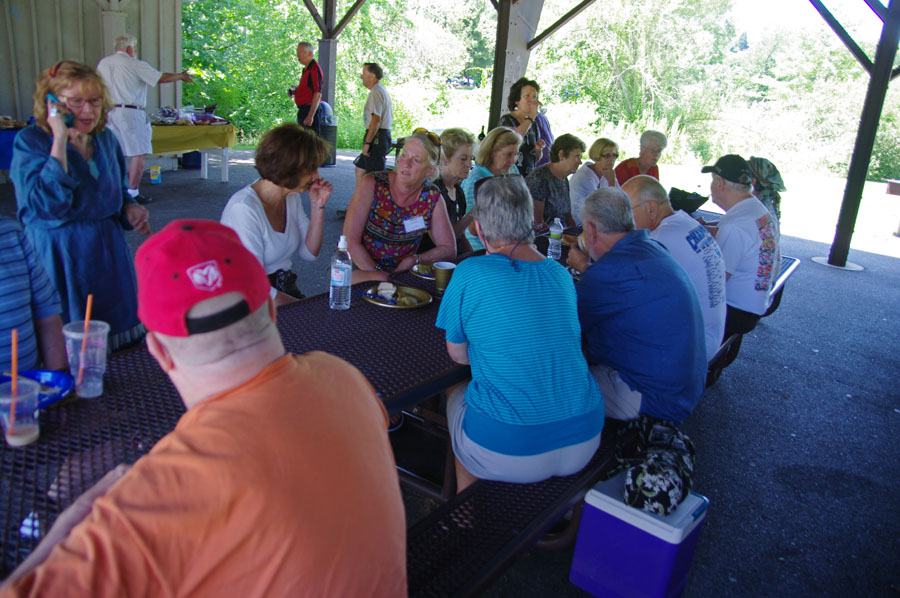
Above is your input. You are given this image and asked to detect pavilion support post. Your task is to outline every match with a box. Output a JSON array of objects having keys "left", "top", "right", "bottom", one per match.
[
  {"left": 488, "top": 0, "right": 512, "bottom": 130},
  {"left": 318, "top": 0, "right": 337, "bottom": 109},
  {"left": 828, "top": 0, "right": 900, "bottom": 266}
]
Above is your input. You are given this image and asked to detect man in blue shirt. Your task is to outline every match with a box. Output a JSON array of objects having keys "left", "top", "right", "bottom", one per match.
[
  {"left": 0, "top": 215, "right": 66, "bottom": 372},
  {"left": 567, "top": 188, "right": 706, "bottom": 424}
]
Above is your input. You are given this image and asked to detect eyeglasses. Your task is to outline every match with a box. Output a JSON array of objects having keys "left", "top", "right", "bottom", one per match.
[
  {"left": 600, "top": 152, "right": 619, "bottom": 159},
  {"left": 641, "top": 146, "right": 662, "bottom": 155},
  {"left": 58, "top": 95, "right": 104, "bottom": 109},
  {"left": 412, "top": 127, "right": 441, "bottom": 148}
]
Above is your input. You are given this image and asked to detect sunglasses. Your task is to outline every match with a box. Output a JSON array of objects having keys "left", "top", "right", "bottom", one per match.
[
  {"left": 413, "top": 127, "right": 441, "bottom": 147},
  {"left": 600, "top": 152, "right": 619, "bottom": 159}
]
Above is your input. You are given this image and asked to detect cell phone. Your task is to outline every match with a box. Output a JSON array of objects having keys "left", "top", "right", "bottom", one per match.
[{"left": 46, "top": 93, "right": 74, "bottom": 127}]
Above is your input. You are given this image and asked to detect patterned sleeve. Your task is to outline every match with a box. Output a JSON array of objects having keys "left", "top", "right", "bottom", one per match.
[{"left": 20, "top": 229, "right": 61, "bottom": 320}]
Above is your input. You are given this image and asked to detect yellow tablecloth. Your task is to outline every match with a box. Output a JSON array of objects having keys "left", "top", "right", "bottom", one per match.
[{"left": 150, "top": 124, "right": 237, "bottom": 155}]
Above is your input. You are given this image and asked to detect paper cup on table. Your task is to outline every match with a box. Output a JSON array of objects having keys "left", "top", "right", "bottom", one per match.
[
  {"left": 433, "top": 262, "right": 456, "bottom": 292},
  {"left": 63, "top": 320, "right": 110, "bottom": 398},
  {"left": 0, "top": 379, "right": 40, "bottom": 447}
]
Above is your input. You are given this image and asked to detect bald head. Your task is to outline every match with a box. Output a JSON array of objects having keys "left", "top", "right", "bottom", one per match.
[{"left": 622, "top": 175, "right": 672, "bottom": 231}]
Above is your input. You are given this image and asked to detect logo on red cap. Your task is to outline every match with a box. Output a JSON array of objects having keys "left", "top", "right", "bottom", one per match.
[{"left": 187, "top": 260, "right": 224, "bottom": 292}]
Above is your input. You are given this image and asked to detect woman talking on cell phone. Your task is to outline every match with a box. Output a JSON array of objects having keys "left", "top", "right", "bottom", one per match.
[{"left": 11, "top": 61, "right": 149, "bottom": 352}]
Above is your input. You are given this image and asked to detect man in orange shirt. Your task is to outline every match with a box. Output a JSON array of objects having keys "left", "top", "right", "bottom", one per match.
[
  {"left": 614, "top": 129, "right": 667, "bottom": 186},
  {"left": 1, "top": 220, "right": 407, "bottom": 597}
]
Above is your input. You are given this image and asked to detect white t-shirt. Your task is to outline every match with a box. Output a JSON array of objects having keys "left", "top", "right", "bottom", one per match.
[
  {"left": 569, "top": 162, "right": 616, "bottom": 225},
  {"left": 220, "top": 183, "right": 316, "bottom": 298},
  {"left": 716, "top": 196, "right": 781, "bottom": 316},
  {"left": 651, "top": 210, "right": 727, "bottom": 361},
  {"left": 96, "top": 51, "right": 161, "bottom": 107},
  {"left": 364, "top": 83, "right": 393, "bottom": 130}
]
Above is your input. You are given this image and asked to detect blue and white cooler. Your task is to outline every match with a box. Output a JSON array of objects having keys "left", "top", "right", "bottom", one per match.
[{"left": 569, "top": 472, "right": 709, "bottom": 598}]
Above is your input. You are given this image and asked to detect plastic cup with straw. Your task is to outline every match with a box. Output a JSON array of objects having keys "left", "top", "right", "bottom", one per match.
[
  {"left": 62, "top": 294, "right": 109, "bottom": 398},
  {"left": 2, "top": 329, "right": 40, "bottom": 446}
]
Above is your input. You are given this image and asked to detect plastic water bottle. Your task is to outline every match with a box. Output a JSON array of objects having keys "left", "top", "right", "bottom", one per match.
[
  {"left": 548, "top": 217, "right": 563, "bottom": 260},
  {"left": 329, "top": 235, "right": 352, "bottom": 310}
]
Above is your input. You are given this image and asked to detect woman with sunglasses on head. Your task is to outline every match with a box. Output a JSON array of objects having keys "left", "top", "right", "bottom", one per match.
[
  {"left": 435, "top": 176, "right": 604, "bottom": 491},
  {"left": 344, "top": 128, "right": 456, "bottom": 283},
  {"left": 569, "top": 138, "right": 620, "bottom": 226},
  {"left": 221, "top": 124, "right": 332, "bottom": 305},
  {"left": 11, "top": 61, "right": 149, "bottom": 352},
  {"left": 417, "top": 128, "right": 476, "bottom": 256},
  {"left": 460, "top": 126, "right": 522, "bottom": 251}
]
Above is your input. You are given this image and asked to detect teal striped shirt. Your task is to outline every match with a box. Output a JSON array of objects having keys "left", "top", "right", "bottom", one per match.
[{"left": 436, "top": 254, "right": 604, "bottom": 455}]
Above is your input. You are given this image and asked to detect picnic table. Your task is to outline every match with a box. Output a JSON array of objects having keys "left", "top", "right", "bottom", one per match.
[
  {"left": 0, "top": 272, "right": 466, "bottom": 577},
  {"left": 150, "top": 124, "right": 238, "bottom": 182}
]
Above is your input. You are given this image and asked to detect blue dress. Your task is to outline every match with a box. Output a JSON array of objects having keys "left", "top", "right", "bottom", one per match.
[{"left": 11, "top": 125, "right": 144, "bottom": 352}]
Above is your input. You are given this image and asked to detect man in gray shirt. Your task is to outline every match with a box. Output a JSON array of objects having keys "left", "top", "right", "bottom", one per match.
[{"left": 353, "top": 62, "right": 393, "bottom": 184}]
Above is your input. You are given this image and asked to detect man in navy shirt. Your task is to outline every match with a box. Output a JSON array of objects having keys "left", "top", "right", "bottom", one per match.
[{"left": 567, "top": 187, "right": 706, "bottom": 424}]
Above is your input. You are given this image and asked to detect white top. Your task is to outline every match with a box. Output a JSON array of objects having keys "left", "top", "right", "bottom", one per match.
[
  {"left": 651, "top": 210, "right": 727, "bottom": 361},
  {"left": 569, "top": 162, "right": 616, "bottom": 226},
  {"left": 96, "top": 51, "right": 161, "bottom": 107},
  {"left": 364, "top": 83, "right": 393, "bottom": 129},
  {"left": 716, "top": 196, "right": 781, "bottom": 316},
  {"left": 220, "top": 183, "right": 316, "bottom": 299}
]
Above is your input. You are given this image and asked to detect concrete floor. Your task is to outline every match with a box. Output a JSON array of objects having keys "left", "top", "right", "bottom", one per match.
[{"left": 2, "top": 151, "right": 898, "bottom": 597}]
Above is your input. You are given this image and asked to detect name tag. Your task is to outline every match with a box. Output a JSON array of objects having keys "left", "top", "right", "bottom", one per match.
[{"left": 403, "top": 215, "right": 426, "bottom": 233}]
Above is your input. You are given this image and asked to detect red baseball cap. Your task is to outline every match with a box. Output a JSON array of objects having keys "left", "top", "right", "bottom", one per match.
[{"left": 135, "top": 219, "right": 270, "bottom": 337}]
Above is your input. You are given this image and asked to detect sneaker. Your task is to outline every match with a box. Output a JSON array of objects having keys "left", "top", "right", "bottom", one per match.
[{"left": 134, "top": 194, "right": 152, "bottom": 205}]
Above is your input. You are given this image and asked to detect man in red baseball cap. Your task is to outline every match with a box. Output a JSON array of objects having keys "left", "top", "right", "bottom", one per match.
[{"left": 2, "top": 220, "right": 407, "bottom": 597}]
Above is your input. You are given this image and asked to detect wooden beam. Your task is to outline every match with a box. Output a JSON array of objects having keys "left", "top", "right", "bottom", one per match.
[
  {"left": 488, "top": 0, "right": 512, "bottom": 129},
  {"left": 808, "top": 0, "right": 874, "bottom": 73},
  {"left": 863, "top": 0, "right": 887, "bottom": 22},
  {"left": 332, "top": 0, "right": 368, "bottom": 39},
  {"left": 527, "top": 0, "right": 595, "bottom": 51},
  {"left": 302, "top": 0, "right": 328, "bottom": 37}
]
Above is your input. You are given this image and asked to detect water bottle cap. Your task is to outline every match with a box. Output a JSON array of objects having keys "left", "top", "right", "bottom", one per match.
[{"left": 337, "top": 235, "right": 348, "bottom": 251}]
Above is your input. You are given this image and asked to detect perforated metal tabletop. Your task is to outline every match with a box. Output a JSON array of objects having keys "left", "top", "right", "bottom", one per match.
[{"left": 0, "top": 274, "right": 466, "bottom": 576}]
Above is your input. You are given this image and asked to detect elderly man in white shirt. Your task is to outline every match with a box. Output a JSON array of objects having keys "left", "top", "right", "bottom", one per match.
[
  {"left": 623, "top": 175, "right": 727, "bottom": 362},
  {"left": 97, "top": 34, "right": 193, "bottom": 204}
]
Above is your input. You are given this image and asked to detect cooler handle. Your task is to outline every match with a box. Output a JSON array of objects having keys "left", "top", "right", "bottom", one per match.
[{"left": 690, "top": 495, "right": 709, "bottom": 521}]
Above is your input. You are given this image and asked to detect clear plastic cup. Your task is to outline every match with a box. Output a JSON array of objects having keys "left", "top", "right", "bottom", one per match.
[
  {"left": 62, "top": 320, "right": 110, "bottom": 398},
  {"left": 0, "top": 379, "right": 40, "bottom": 447}
]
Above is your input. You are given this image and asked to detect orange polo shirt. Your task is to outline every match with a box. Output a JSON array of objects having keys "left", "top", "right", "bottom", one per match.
[{"left": 2, "top": 352, "right": 407, "bottom": 597}]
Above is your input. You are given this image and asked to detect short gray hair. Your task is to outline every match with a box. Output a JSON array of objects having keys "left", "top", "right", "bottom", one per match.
[
  {"left": 581, "top": 187, "right": 635, "bottom": 234},
  {"left": 115, "top": 34, "right": 137, "bottom": 52},
  {"left": 155, "top": 293, "right": 277, "bottom": 366},
  {"left": 627, "top": 174, "right": 670, "bottom": 207},
  {"left": 713, "top": 173, "right": 753, "bottom": 195},
  {"left": 297, "top": 41, "right": 314, "bottom": 53},
  {"left": 473, "top": 176, "right": 534, "bottom": 247},
  {"left": 640, "top": 130, "right": 668, "bottom": 150}
]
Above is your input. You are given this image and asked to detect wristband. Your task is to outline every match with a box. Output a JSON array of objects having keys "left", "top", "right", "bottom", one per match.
[{"left": 364, "top": 141, "right": 371, "bottom": 145}]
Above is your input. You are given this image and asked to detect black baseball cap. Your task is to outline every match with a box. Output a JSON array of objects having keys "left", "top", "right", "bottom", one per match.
[{"left": 701, "top": 154, "right": 753, "bottom": 186}]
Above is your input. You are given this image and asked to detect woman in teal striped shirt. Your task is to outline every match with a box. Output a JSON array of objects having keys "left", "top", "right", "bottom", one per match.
[{"left": 435, "top": 176, "right": 604, "bottom": 491}]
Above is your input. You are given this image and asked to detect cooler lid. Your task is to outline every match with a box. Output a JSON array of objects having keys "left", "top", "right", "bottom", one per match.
[{"left": 585, "top": 472, "right": 709, "bottom": 543}]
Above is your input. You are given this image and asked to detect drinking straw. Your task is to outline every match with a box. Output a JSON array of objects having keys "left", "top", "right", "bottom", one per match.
[
  {"left": 9, "top": 329, "right": 17, "bottom": 434},
  {"left": 76, "top": 294, "right": 93, "bottom": 387}
]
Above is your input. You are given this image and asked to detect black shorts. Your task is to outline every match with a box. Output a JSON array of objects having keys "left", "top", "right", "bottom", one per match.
[
  {"left": 723, "top": 304, "right": 761, "bottom": 339},
  {"left": 353, "top": 129, "right": 391, "bottom": 173}
]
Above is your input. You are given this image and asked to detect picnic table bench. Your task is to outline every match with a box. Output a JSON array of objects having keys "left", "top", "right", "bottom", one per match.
[{"left": 405, "top": 421, "right": 621, "bottom": 597}]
